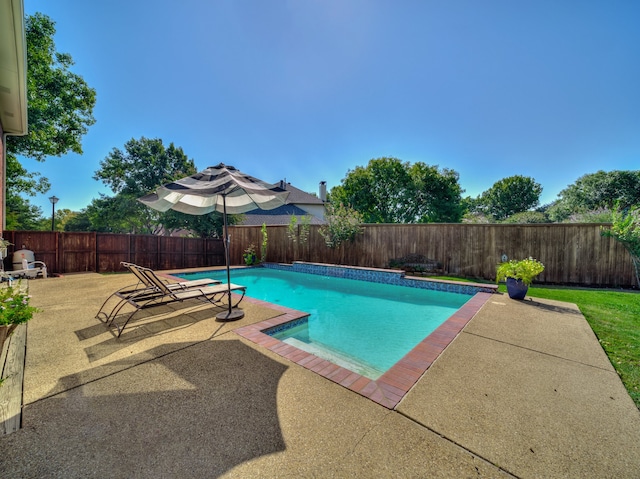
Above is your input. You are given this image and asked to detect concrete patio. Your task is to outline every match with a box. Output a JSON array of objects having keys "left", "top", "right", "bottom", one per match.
[{"left": 1, "top": 271, "right": 639, "bottom": 478}]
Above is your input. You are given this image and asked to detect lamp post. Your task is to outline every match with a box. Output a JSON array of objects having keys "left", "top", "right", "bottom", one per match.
[{"left": 49, "top": 195, "right": 59, "bottom": 231}]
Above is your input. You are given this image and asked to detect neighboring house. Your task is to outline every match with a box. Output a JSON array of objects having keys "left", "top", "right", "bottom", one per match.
[
  {"left": 238, "top": 180, "right": 328, "bottom": 226},
  {"left": 0, "top": 0, "right": 28, "bottom": 231}
]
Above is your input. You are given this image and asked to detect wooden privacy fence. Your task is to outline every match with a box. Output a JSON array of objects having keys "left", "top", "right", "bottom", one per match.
[
  {"left": 228, "top": 223, "right": 637, "bottom": 288},
  {"left": 1, "top": 223, "right": 635, "bottom": 287},
  {"left": 1, "top": 231, "right": 225, "bottom": 274}
]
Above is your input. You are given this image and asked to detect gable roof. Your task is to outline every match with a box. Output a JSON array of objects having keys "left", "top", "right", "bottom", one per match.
[
  {"left": 274, "top": 181, "right": 324, "bottom": 205},
  {"left": 239, "top": 204, "right": 325, "bottom": 227},
  {"left": 236, "top": 181, "right": 327, "bottom": 226}
]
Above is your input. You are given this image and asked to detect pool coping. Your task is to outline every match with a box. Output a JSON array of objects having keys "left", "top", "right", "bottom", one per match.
[{"left": 234, "top": 291, "right": 494, "bottom": 409}]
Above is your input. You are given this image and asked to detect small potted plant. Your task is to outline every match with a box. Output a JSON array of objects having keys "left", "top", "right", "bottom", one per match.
[
  {"left": 496, "top": 257, "right": 545, "bottom": 300},
  {"left": 243, "top": 244, "right": 258, "bottom": 266},
  {"left": 0, "top": 281, "right": 39, "bottom": 353}
]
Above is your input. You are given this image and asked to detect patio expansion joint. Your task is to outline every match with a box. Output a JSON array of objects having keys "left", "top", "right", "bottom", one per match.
[
  {"left": 463, "top": 330, "right": 617, "bottom": 373},
  {"left": 394, "top": 408, "right": 519, "bottom": 478}
]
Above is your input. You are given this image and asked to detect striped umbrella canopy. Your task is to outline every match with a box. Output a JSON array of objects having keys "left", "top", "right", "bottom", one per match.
[
  {"left": 138, "top": 163, "right": 289, "bottom": 321},
  {"left": 138, "top": 163, "right": 289, "bottom": 215}
]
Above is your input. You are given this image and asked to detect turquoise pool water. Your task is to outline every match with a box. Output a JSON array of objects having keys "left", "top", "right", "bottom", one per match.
[{"left": 175, "top": 268, "right": 470, "bottom": 379}]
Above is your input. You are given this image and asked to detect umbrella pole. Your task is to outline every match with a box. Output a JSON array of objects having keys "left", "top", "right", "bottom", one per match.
[{"left": 216, "top": 194, "right": 245, "bottom": 321}]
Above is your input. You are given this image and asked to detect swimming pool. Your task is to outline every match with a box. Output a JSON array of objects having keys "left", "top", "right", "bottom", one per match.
[
  {"left": 174, "top": 263, "right": 495, "bottom": 408},
  {"left": 176, "top": 266, "right": 471, "bottom": 379}
]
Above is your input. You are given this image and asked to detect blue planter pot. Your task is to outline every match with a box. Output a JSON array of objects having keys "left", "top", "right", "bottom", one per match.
[{"left": 506, "top": 277, "right": 528, "bottom": 300}]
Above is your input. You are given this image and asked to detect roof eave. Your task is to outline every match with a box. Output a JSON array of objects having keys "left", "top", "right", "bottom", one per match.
[{"left": 0, "top": 0, "right": 28, "bottom": 136}]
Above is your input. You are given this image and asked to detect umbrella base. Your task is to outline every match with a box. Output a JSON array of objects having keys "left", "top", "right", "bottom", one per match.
[{"left": 216, "top": 308, "right": 245, "bottom": 322}]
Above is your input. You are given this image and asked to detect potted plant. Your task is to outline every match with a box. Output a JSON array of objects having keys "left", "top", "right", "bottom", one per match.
[
  {"left": 243, "top": 244, "right": 258, "bottom": 266},
  {"left": 0, "top": 281, "right": 39, "bottom": 353},
  {"left": 496, "top": 257, "right": 545, "bottom": 300}
]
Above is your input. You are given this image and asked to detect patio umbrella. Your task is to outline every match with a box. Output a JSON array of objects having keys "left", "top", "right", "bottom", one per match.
[{"left": 138, "top": 163, "right": 289, "bottom": 320}]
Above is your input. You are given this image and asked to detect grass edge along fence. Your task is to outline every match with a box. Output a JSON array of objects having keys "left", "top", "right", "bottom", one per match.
[{"left": 229, "top": 223, "right": 636, "bottom": 289}]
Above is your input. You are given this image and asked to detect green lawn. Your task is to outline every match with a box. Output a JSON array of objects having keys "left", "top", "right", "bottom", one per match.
[{"left": 504, "top": 284, "right": 640, "bottom": 409}]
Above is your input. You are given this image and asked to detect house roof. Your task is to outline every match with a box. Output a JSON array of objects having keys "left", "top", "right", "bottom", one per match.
[
  {"left": 0, "top": 0, "right": 28, "bottom": 135},
  {"left": 275, "top": 181, "right": 324, "bottom": 205},
  {"left": 236, "top": 180, "right": 327, "bottom": 226},
  {"left": 239, "top": 204, "right": 326, "bottom": 227}
]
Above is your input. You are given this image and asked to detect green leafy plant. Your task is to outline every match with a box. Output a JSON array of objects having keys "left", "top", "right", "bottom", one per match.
[
  {"left": 287, "top": 215, "right": 311, "bottom": 244},
  {"left": 0, "top": 281, "right": 39, "bottom": 327},
  {"left": 287, "top": 215, "right": 298, "bottom": 242},
  {"left": 601, "top": 204, "right": 640, "bottom": 287},
  {"left": 260, "top": 223, "right": 268, "bottom": 263},
  {"left": 319, "top": 203, "right": 364, "bottom": 249},
  {"left": 495, "top": 257, "right": 545, "bottom": 286},
  {"left": 243, "top": 244, "right": 258, "bottom": 266},
  {"left": 299, "top": 215, "right": 310, "bottom": 244}
]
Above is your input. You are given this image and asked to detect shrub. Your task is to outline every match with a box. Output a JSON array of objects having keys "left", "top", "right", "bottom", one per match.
[
  {"left": 319, "top": 203, "right": 364, "bottom": 249},
  {"left": 0, "top": 281, "right": 39, "bottom": 327},
  {"left": 496, "top": 257, "right": 545, "bottom": 286}
]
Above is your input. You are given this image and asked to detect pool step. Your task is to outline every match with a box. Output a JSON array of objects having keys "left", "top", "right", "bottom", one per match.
[{"left": 283, "top": 337, "right": 384, "bottom": 380}]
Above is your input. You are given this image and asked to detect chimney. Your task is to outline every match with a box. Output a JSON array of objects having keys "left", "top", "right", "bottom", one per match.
[
  {"left": 319, "top": 181, "right": 327, "bottom": 202},
  {"left": 279, "top": 179, "right": 286, "bottom": 190}
]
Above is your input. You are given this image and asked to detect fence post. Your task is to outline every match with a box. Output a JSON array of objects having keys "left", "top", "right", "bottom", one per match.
[
  {"left": 54, "top": 231, "right": 59, "bottom": 274},
  {"left": 93, "top": 231, "right": 98, "bottom": 273}
]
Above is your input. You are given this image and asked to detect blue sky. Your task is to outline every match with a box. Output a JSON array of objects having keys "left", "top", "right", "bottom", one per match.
[{"left": 22, "top": 0, "right": 640, "bottom": 215}]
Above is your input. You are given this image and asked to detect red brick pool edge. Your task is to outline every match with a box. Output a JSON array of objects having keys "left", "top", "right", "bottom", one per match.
[{"left": 234, "top": 291, "right": 494, "bottom": 409}]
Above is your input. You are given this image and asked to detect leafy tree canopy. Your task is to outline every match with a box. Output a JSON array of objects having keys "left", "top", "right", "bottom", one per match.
[
  {"left": 5, "top": 13, "right": 96, "bottom": 230},
  {"left": 93, "top": 137, "right": 197, "bottom": 234},
  {"left": 548, "top": 170, "right": 640, "bottom": 222},
  {"left": 93, "top": 137, "right": 230, "bottom": 237},
  {"left": 500, "top": 211, "right": 548, "bottom": 224},
  {"left": 477, "top": 175, "right": 543, "bottom": 221},
  {"left": 7, "top": 13, "right": 97, "bottom": 162},
  {"left": 330, "top": 157, "right": 464, "bottom": 223},
  {"left": 5, "top": 193, "right": 42, "bottom": 231},
  {"left": 63, "top": 210, "right": 92, "bottom": 232},
  {"left": 601, "top": 204, "right": 640, "bottom": 287}
]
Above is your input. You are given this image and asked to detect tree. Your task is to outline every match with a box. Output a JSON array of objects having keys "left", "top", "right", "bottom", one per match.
[
  {"left": 82, "top": 195, "right": 145, "bottom": 233},
  {"left": 548, "top": 170, "right": 640, "bottom": 222},
  {"left": 94, "top": 137, "right": 231, "bottom": 236},
  {"left": 63, "top": 210, "right": 92, "bottom": 232},
  {"left": 5, "top": 193, "right": 42, "bottom": 231},
  {"left": 7, "top": 13, "right": 96, "bottom": 162},
  {"left": 5, "top": 13, "right": 96, "bottom": 229},
  {"left": 161, "top": 209, "right": 229, "bottom": 238},
  {"left": 319, "top": 203, "right": 364, "bottom": 248},
  {"left": 409, "top": 162, "right": 464, "bottom": 222},
  {"left": 500, "top": 211, "right": 548, "bottom": 224},
  {"left": 601, "top": 204, "right": 640, "bottom": 287},
  {"left": 330, "top": 157, "right": 464, "bottom": 223},
  {"left": 94, "top": 138, "right": 196, "bottom": 234},
  {"left": 4, "top": 156, "right": 48, "bottom": 229},
  {"left": 477, "top": 175, "right": 542, "bottom": 221},
  {"left": 33, "top": 208, "right": 75, "bottom": 231}
]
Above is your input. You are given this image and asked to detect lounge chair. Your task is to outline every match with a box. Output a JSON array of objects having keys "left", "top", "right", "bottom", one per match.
[
  {"left": 22, "top": 259, "right": 47, "bottom": 278},
  {"left": 100, "top": 265, "right": 246, "bottom": 337},
  {"left": 3, "top": 259, "right": 48, "bottom": 280},
  {"left": 95, "top": 262, "right": 220, "bottom": 323}
]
